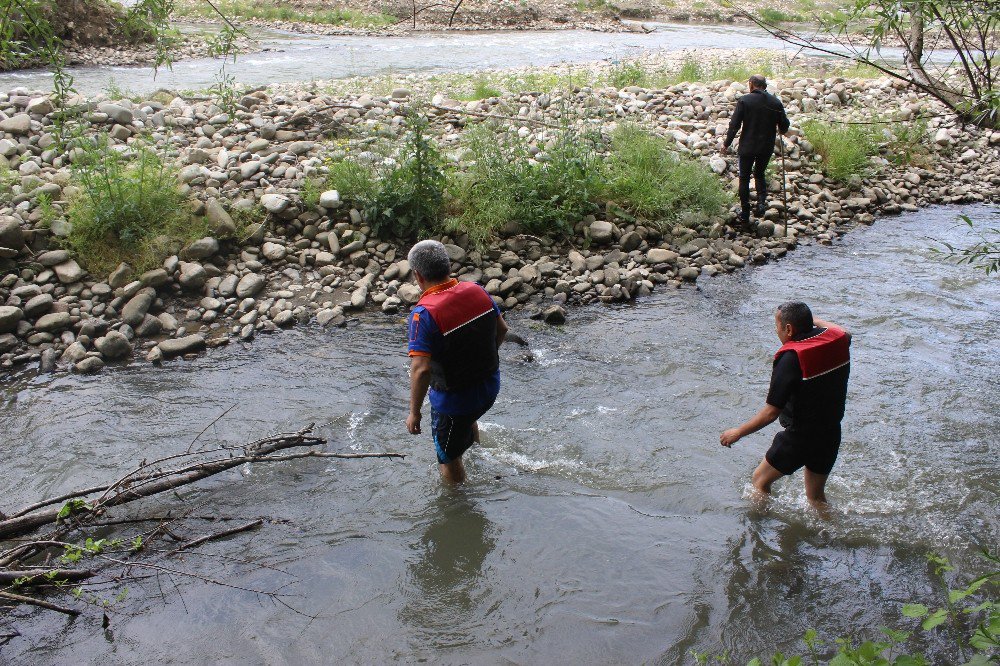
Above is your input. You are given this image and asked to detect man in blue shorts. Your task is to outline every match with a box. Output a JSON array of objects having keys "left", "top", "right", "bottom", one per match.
[
  {"left": 405, "top": 240, "right": 508, "bottom": 483},
  {"left": 720, "top": 301, "right": 851, "bottom": 509}
]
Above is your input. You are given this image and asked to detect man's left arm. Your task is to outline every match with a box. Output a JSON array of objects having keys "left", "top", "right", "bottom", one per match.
[
  {"left": 407, "top": 355, "right": 431, "bottom": 434},
  {"left": 720, "top": 404, "right": 781, "bottom": 447},
  {"left": 496, "top": 314, "right": 508, "bottom": 349},
  {"left": 777, "top": 99, "right": 790, "bottom": 135},
  {"left": 721, "top": 100, "right": 744, "bottom": 153}
]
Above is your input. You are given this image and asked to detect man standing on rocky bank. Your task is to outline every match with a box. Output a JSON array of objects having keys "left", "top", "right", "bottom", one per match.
[
  {"left": 720, "top": 302, "right": 851, "bottom": 509},
  {"left": 405, "top": 240, "right": 508, "bottom": 483},
  {"left": 719, "top": 74, "right": 791, "bottom": 226}
]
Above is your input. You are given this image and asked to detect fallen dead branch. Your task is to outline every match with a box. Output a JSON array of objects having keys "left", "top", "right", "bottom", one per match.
[{"left": 168, "top": 519, "right": 263, "bottom": 555}]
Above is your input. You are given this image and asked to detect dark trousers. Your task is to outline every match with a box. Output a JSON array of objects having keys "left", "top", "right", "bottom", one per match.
[{"left": 738, "top": 151, "right": 772, "bottom": 217}]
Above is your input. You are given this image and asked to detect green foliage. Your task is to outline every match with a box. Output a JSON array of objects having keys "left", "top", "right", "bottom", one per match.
[
  {"left": 363, "top": 113, "right": 447, "bottom": 239},
  {"left": 173, "top": 1, "right": 398, "bottom": 28},
  {"left": 933, "top": 213, "right": 1000, "bottom": 275},
  {"left": 445, "top": 121, "right": 603, "bottom": 245},
  {"left": 603, "top": 124, "right": 730, "bottom": 228},
  {"left": 57, "top": 498, "right": 89, "bottom": 520},
  {"left": 759, "top": 7, "right": 805, "bottom": 23},
  {"left": 665, "top": 58, "right": 774, "bottom": 86},
  {"left": 66, "top": 134, "right": 198, "bottom": 275},
  {"left": 801, "top": 119, "right": 878, "bottom": 182},
  {"left": 698, "top": 551, "right": 999, "bottom": 666},
  {"left": 456, "top": 79, "right": 503, "bottom": 101},
  {"left": 883, "top": 118, "right": 930, "bottom": 167},
  {"left": 609, "top": 61, "right": 649, "bottom": 88}
]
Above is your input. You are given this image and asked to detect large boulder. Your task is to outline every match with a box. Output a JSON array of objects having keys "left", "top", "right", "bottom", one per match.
[
  {"left": 180, "top": 237, "right": 219, "bottom": 261},
  {"left": 95, "top": 330, "right": 132, "bottom": 360},
  {"left": 0, "top": 114, "right": 31, "bottom": 135},
  {"left": 53, "top": 259, "right": 84, "bottom": 284},
  {"left": 122, "top": 288, "right": 155, "bottom": 327}
]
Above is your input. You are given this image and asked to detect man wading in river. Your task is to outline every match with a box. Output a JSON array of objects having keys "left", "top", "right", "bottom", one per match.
[
  {"left": 720, "top": 302, "right": 851, "bottom": 508},
  {"left": 405, "top": 240, "right": 508, "bottom": 483},
  {"left": 719, "top": 74, "right": 791, "bottom": 227}
]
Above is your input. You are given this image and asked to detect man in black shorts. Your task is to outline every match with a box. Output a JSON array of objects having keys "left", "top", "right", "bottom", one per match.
[
  {"left": 406, "top": 240, "right": 508, "bottom": 483},
  {"left": 720, "top": 302, "right": 851, "bottom": 508},
  {"left": 719, "top": 74, "right": 791, "bottom": 226}
]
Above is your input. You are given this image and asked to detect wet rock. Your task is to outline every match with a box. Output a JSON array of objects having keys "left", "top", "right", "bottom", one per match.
[
  {"left": 95, "top": 330, "right": 131, "bottom": 360},
  {"left": 23, "top": 293, "right": 54, "bottom": 318},
  {"left": 0, "top": 306, "right": 24, "bottom": 333},
  {"left": 0, "top": 333, "right": 19, "bottom": 353},
  {"left": 157, "top": 334, "right": 206, "bottom": 358},
  {"left": 178, "top": 262, "right": 208, "bottom": 290},
  {"left": 542, "top": 304, "right": 567, "bottom": 325},
  {"left": 135, "top": 314, "right": 163, "bottom": 337},
  {"left": 75, "top": 356, "right": 105, "bottom": 374},
  {"left": 678, "top": 267, "right": 700, "bottom": 281},
  {"left": 61, "top": 341, "right": 87, "bottom": 363}
]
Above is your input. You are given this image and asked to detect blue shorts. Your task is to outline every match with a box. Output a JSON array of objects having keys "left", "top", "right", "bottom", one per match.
[{"left": 430, "top": 404, "right": 492, "bottom": 464}]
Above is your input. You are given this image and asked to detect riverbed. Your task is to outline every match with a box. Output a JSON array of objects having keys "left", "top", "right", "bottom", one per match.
[{"left": 2, "top": 204, "right": 997, "bottom": 663}]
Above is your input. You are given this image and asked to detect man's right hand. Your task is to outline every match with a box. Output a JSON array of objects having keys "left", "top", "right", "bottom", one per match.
[
  {"left": 719, "top": 142, "right": 728, "bottom": 155},
  {"left": 407, "top": 412, "right": 421, "bottom": 435}
]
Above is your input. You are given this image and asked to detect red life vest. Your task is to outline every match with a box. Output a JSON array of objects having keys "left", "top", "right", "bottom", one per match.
[
  {"left": 417, "top": 279, "right": 499, "bottom": 391},
  {"left": 774, "top": 327, "right": 850, "bottom": 380}
]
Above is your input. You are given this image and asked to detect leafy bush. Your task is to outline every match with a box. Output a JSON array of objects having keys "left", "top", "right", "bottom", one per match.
[
  {"left": 603, "top": 124, "right": 730, "bottom": 227},
  {"left": 445, "top": 122, "right": 603, "bottom": 245},
  {"left": 363, "top": 113, "right": 447, "bottom": 239},
  {"left": 609, "top": 61, "right": 649, "bottom": 88},
  {"left": 759, "top": 7, "right": 804, "bottom": 23},
  {"left": 66, "top": 135, "right": 198, "bottom": 275},
  {"left": 801, "top": 119, "right": 879, "bottom": 182},
  {"left": 457, "top": 79, "right": 503, "bottom": 101},
  {"left": 885, "top": 117, "right": 931, "bottom": 167}
]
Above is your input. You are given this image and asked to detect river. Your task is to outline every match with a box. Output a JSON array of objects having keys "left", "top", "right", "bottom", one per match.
[
  {"left": 0, "top": 21, "right": 893, "bottom": 97},
  {"left": 1, "top": 204, "right": 997, "bottom": 663}
]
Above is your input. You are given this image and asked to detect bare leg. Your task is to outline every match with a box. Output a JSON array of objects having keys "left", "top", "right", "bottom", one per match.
[
  {"left": 437, "top": 421, "right": 480, "bottom": 484},
  {"left": 803, "top": 469, "right": 830, "bottom": 514},
  {"left": 751, "top": 458, "right": 785, "bottom": 498}
]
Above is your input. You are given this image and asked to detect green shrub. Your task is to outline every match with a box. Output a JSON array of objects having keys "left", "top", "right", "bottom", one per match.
[
  {"left": 457, "top": 79, "right": 503, "bottom": 101},
  {"left": 669, "top": 58, "right": 704, "bottom": 84},
  {"left": 362, "top": 113, "right": 447, "bottom": 239},
  {"left": 446, "top": 122, "right": 603, "bottom": 245},
  {"left": 801, "top": 119, "right": 879, "bottom": 182},
  {"left": 885, "top": 117, "right": 931, "bottom": 167},
  {"left": 603, "top": 124, "right": 731, "bottom": 228},
  {"left": 66, "top": 135, "right": 197, "bottom": 275},
  {"left": 609, "top": 61, "right": 649, "bottom": 89},
  {"left": 759, "top": 7, "right": 804, "bottom": 23}
]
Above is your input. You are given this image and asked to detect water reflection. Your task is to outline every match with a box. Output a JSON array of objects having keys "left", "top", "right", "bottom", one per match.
[{"left": 399, "top": 490, "right": 497, "bottom": 648}]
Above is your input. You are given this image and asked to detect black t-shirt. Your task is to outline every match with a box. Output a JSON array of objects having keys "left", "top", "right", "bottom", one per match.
[{"left": 766, "top": 327, "right": 850, "bottom": 432}]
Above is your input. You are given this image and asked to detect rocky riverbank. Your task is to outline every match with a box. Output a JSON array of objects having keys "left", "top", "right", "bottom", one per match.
[{"left": 1, "top": 59, "right": 999, "bottom": 376}]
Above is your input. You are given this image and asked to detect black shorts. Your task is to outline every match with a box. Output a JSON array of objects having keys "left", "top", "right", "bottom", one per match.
[
  {"left": 765, "top": 426, "right": 841, "bottom": 476},
  {"left": 430, "top": 405, "right": 491, "bottom": 464}
]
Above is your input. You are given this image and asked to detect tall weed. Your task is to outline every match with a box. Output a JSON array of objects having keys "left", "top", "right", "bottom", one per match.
[{"left": 801, "top": 119, "right": 879, "bottom": 182}]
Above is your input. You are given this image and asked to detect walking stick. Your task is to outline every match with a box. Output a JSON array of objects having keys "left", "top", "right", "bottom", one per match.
[{"left": 779, "top": 136, "right": 789, "bottom": 238}]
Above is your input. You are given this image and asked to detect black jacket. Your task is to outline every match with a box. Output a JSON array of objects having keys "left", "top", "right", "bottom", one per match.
[{"left": 724, "top": 89, "right": 791, "bottom": 156}]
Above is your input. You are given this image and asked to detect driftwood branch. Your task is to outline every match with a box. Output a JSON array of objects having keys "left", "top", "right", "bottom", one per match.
[
  {"left": 0, "top": 568, "right": 95, "bottom": 584},
  {"left": 0, "top": 589, "right": 80, "bottom": 616},
  {"left": 168, "top": 519, "right": 263, "bottom": 555}
]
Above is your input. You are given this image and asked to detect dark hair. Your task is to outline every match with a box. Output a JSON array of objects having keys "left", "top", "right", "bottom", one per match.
[
  {"left": 777, "top": 301, "right": 813, "bottom": 333},
  {"left": 749, "top": 74, "right": 768, "bottom": 90},
  {"left": 407, "top": 240, "right": 451, "bottom": 281}
]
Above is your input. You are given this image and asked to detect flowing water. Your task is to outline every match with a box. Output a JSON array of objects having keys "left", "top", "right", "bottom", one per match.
[
  {"left": 0, "top": 21, "right": 877, "bottom": 97},
  {"left": 2, "top": 204, "right": 998, "bottom": 663}
]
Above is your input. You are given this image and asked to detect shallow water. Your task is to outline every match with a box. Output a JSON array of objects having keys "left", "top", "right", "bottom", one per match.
[
  {"left": 1, "top": 204, "right": 998, "bottom": 663},
  {"left": 0, "top": 21, "right": 865, "bottom": 96}
]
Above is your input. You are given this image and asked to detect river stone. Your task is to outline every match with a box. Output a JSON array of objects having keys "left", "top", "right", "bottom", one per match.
[
  {"left": 178, "top": 262, "right": 208, "bottom": 290},
  {"left": 97, "top": 103, "right": 133, "bottom": 125},
  {"left": 0, "top": 306, "right": 23, "bottom": 333},
  {"left": 589, "top": 220, "right": 614, "bottom": 243},
  {"left": 205, "top": 198, "right": 236, "bottom": 236},
  {"left": 140, "top": 268, "right": 169, "bottom": 288},
  {"left": 398, "top": 283, "right": 422, "bottom": 305},
  {"left": 135, "top": 314, "right": 163, "bottom": 338},
  {"left": 122, "top": 289, "right": 155, "bottom": 327},
  {"left": 108, "top": 263, "right": 133, "bottom": 289},
  {"left": 53, "top": 259, "right": 84, "bottom": 284},
  {"left": 60, "top": 340, "right": 87, "bottom": 363},
  {"left": 619, "top": 231, "right": 642, "bottom": 253},
  {"left": 260, "top": 193, "right": 291, "bottom": 214},
  {"left": 262, "top": 242, "right": 286, "bottom": 262},
  {"left": 35, "top": 311, "right": 71, "bottom": 332},
  {"left": 709, "top": 155, "right": 728, "bottom": 174},
  {"left": 23, "top": 293, "right": 54, "bottom": 318},
  {"left": 0, "top": 216, "right": 24, "bottom": 253},
  {"left": 646, "top": 248, "right": 679, "bottom": 264},
  {"left": 0, "top": 138, "right": 17, "bottom": 157},
  {"left": 157, "top": 312, "right": 179, "bottom": 332},
  {"left": 74, "top": 356, "right": 105, "bottom": 374},
  {"left": 315, "top": 251, "right": 336, "bottom": 267},
  {"left": 0, "top": 333, "right": 18, "bottom": 353},
  {"left": 0, "top": 114, "right": 31, "bottom": 135},
  {"left": 181, "top": 237, "right": 219, "bottom": 260},
  {"left": 542, "top": 305, "right": 567, "bottom": 325},
  {"left": 678, "top": 267, "right": 700, "bottom": 281},
  {"left": 444, "top": 243, "right": 466, "bottom": 263},
  {"left": 158, "top": 334, "right": 206, "bottom": 357},
  {"left": 217, "top": 274, "right": 238, "bottom": 297},
  {"left": 37, "top": 250, "right": 69, "bottom": 266},
  {"left": 95, "top": 330, "right": 131, "bottom": 360},
  {"left": 319, "top": 190, "right": 342, "bottom": 209},
  {"left": 236, "top": 273, "right": 265, "bottom": 298}
]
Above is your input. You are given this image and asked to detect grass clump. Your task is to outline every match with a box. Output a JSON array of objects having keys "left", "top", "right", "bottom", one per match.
[
  {"left": 446, "top": 122, "right": 603, "bottom": 245},
  {"left": 175, "top": 1, "right": 398, "bottom": 28},
  {"left": 759, "top": 7, "right": 805, "bottom": 23},
  {"left": 608, "top": 61, "right": 649, "bottom": 89},
  {"left": 456, "top": 79, "right": 503, "bottom": 101},
  {"left": 801, "top": 119, "right": 879, "bottom": 182},
  {"left": 604, "top": 124, "right": 730, "bottom": 227},
  {"left": 884, "top": 117, "right": 931, "bottom": 167},
  {"left": 66, "top": 136, "right": 200, "bottom": 275}
]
